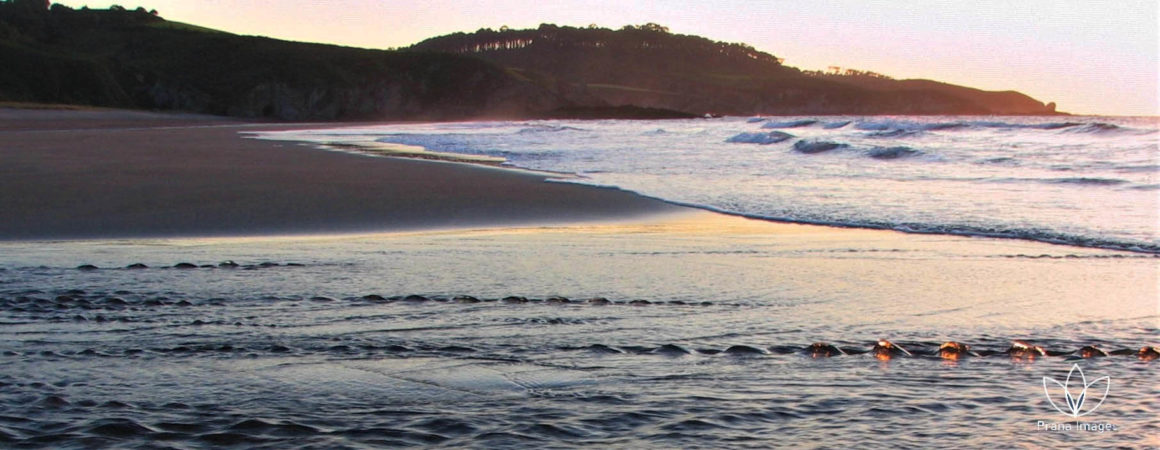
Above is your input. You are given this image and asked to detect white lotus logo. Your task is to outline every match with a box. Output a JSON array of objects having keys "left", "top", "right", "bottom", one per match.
[{"left": 1042, "top": 364, "right": 1110, "bottom": 418}]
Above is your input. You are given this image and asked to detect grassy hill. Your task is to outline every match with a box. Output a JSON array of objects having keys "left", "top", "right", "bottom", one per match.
[
  {"left": 0, "top": 2, "right": 1058, "bottom": 119},
  {"left": 0, "top": 1, "right": 562, "bottom": 120},
  {"left": 412, "top": 23, "right": 1059, "bottom": 116}
]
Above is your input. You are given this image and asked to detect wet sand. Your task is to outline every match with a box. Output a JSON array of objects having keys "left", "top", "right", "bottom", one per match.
[{"left": 0, "top": 109, "right": 683, "bottom": 240}]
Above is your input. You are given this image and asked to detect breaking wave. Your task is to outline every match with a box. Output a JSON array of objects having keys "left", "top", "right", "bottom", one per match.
[
  {"left": 842, "top": 119, "right": 1138, "bottom": 135},
  {"left": 854, "top": 120, "right": 964, "bottom": 132},
  {"left": 761, "top": 119, "right": 818, "bottom": 129},
  {"left": 972, "top": 121, "right": 1081, "bottom": 130},
  {"left": 654, "top": 200, "right": 1160, "bottom": 254},
  {"left": 792, "top": 140, "right": 848, "bottom": 154},
  {"left": 1048, "top": 177, "right": 1130, "bottom": 186},
  {"left": 866, "top": 146, "right": 923, "bottom": 160},
  {"left": 865, "top": 129, "right": 921, "bottom": 138},
  {"left": 725, "top": 131, "right": 794, "bottom": 145},
  {"left": 985, "top": 177, "right": 1132, "bottom": 187},
  {"left": 517, "top": 125, "right": 585, "bottom": 134},
  {"left": 1065, "top": 122, "right": 1124, "bottom": 134}
]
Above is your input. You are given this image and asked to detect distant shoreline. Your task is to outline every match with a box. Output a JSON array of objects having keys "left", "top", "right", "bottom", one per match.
[{"left": 0, "top": 102, "right": 1080, "bottom": 122}]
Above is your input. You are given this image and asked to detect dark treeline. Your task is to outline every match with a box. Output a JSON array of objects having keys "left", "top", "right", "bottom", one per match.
[{"left": 415, "top": 23, "right": 788, "bottom": 77}]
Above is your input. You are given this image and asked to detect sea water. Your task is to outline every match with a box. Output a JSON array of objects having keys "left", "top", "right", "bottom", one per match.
[
  {"left": 0, "top": 117, "right": 1157, "bottom": 448},
  {"left": 259, "top": 115, "right": 1160, "bottom": 253}
]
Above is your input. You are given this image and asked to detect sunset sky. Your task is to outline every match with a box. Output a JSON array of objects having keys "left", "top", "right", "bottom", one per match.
[{"left": 54, "top": 0, "right": 1159, "bottom": 116}]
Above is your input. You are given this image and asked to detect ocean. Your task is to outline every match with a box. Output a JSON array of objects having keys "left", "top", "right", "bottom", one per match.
[
  {"left": 0, "top": 116, "right": 1156, "bottom": 448},
  {"left": 260, "top": 115, "right": 1159, "bottom": 253}
]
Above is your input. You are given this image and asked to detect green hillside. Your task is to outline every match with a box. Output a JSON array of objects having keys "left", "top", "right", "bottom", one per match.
[
  {"left": 0, "top": 1, "right": 1059, "bottom": 119},
  {"left": 412, "top": 23, "right": 1059, "bottom": 116},
  {"left": 0, "top": 0, "right": 562, "bottom": 120}
]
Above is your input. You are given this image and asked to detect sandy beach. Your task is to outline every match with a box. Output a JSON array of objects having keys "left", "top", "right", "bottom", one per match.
[
  {"left": 2, "top": 107, "right": 1160, "bottom": 447},
  {"left": 0, "top": 108, "right": 1156, "bottom": 448},
  {"left": 0, "top": 109, "right": 682, "bottom": 240},
  {"left": 1, "top": 0, "right": 1154, "bottom": 445}
]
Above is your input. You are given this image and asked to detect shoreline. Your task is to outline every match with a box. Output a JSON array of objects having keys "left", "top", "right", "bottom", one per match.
[
  {"left": 0, "top": 109, "right": 684, "bottom": 241},
  {"left": 252, "top": 121, "right": 1160, "bottom": 256},
  {"left": 3, "top": 108, "right": 1153, "bottom": 254}
]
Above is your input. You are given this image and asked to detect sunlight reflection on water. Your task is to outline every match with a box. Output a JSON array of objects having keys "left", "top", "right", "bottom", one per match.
[{"left": 0, "top": 213, "right": 1155, "bottom": 447}]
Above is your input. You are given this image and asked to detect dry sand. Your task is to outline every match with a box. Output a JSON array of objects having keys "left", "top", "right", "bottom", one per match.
[{"left": 0, "top": 109, "right": 683, "bottom": 240}]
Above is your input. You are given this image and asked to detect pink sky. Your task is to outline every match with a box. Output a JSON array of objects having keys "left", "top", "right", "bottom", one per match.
[{"left": 55, "top": 0, "right": 1159, "bottom": 116}]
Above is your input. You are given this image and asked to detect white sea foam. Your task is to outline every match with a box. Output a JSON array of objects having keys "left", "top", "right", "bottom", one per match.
[{"left": 254, "top": 116, "right": 1160, "bottom": 253}]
